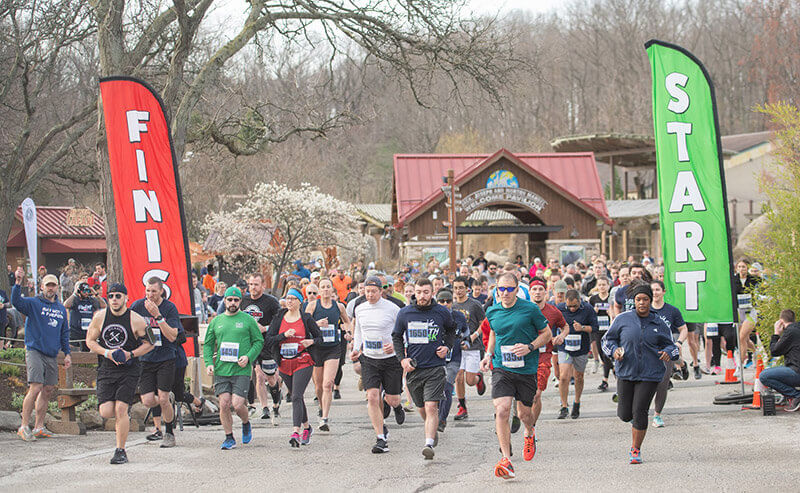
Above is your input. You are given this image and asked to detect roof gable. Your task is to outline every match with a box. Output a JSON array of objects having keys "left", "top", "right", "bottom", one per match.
[
  {"left": 13, "top": 206, "right": 105, "bottom": 238},
  {"left": 393, "top": 149, "right": 609, "bottom": 225}
]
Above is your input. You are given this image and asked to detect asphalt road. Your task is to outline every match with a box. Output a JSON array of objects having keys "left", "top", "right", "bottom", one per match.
[{"left": 1, "top": 359, "right": 798, "bottom": 492}]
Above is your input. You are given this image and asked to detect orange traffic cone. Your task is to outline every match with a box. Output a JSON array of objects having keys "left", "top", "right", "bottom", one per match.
[
  {"left": 743, "top": 355, "right": 764, "bottom": 409},
  {"left": 719, "top": 350, "right": 740, "bottom": 385}
]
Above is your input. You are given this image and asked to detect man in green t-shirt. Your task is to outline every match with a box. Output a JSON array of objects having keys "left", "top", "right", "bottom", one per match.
[
  {"left": 203, "top": 286, "right": 263, "bottom": 450},
  {"left": 481, "top": 273, "right": 551, "bottom": 480}
]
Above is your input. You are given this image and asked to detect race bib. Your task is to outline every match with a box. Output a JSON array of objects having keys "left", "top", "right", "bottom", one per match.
[
  {"left": 280, "top": 342, "right": 299, "bottom": 359},
  {"left": 261, "top": 359, "right": 278, "bottom": 373},
  {"left": 597, "top": 316, "right": 610, "bottom": 329},
  {"left": 539, "top": 345, "right": 546, "bottom": 353},
  {"left": 219, "top": 342, "right": 239, "bottom": 362},
  {"left": 152, "top": 328, "right": 162, "bottom": 347},
  {"left": 408, "top": 321, "right": 429, "bottom": 345},
  {"left": 565, "top": 334, "right": 582, "bottom": 352},
  {"left": 595, "top": 302, "right": 610, "bottom": 311},
  {"left": 500, "top": 345, "right": 523, "bottom": 368},
  {"left": 364, "top": 339, "right": 383, "bottom": 357},
  {"left": 80, "top": 317, "right": 91, "bottom": 331},
  {"left": 737, "top": 294, "right": 752, "bottom": 310},
  {"left": 321, "top": 328, "right": 336, "bottom": 343},
  {"left": 706, "top": 323, "right": 718, "bottom": 337}
]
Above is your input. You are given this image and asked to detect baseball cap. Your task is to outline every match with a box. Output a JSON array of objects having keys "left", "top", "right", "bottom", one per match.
[
  {"left": 41, "top": 274, "right": 58, "bottom": 286},
  {"left": 310, "top": 271, "right": 321, "bottom": 279},
  {"left": 365, "top": 276, "right": 382, "bottom": 288},
  {"left": 553, "top": 280, "right": 568, "bottom": 294},
  {"left": 385, "top": 275, "right": 395, "bottom": 286},
  {"left": 436, "top": 289, "right": 453, "bottom": 302},
  {"left": 224, "top": 286, "right": 242, "bottom": 299},
  {"left": 107, "top": 283, "right": 127, "bottom": 295}
]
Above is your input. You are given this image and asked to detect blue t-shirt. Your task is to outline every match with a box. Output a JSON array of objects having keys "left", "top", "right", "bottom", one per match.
[
  {"left": 556, "top": 301, "right": 599, "bottom": 356},
  {"left": 392, "top": 303, "right": 456, "bottom": 369},
  {"left": 131, "top": 298, "right": 183, "bottom": 363},
  {"left": 651, "top": 302, "right": 685, "bottom": 335},
  {"left": 486, "top": 299, "right": 548, "bottom": 375},
  {"left": 614, "top": 284, "right": 634, "bottom": 313}
]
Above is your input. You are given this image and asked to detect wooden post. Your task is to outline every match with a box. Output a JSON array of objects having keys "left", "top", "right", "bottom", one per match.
[
  {"left": 622, "top": 229, "right": 628, "bottom": 260},
  {"left": 601, "top": 230, "right": 607, "bottom": 256},
  {"left": 447, "top": 169, "right": 457, "bottom": 268},
  {"left": 624, "top": 171, "right": 629, "bottom": 199},
  {"left": 609, "top": 156, "right": 615, "bottom": 199}
]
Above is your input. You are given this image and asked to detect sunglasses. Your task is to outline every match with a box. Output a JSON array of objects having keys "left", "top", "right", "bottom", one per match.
[
  {"left": 306, "top": 291, "right": 318, "bottom": 296},
  {"left": 439, "top": 299, "right": 452, "bottom": 304},
  {"left": 225, "top": 297, "right": 241, "bottom": 302},
  {"left": 382, "top": 285, "right": 391, "bottom": 289},
  {"left": 108, "top": 293, "right": 124, "bottom": 300},
  {"left": 497, "top": 286, "right": 516, "bottom": 293}
]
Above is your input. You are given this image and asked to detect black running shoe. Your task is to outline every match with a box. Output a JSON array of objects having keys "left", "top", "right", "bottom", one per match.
[
  {"left": 372, "top": 438, "right": 389, "bottom": 453},
  {"left": 437, "top": 420, "right": 446, "bottom": 433},
  {"left": 146, "top": 430, "right": 163, "bottom": 441},
  {"left": 382, "top": 396, "right": 391, "bottom": 419},
  {"left": 261, "top": 407, "right": 271, "bottom": 420},
  {"left": 110, "top": 448, "right": 128, "bottom": 464},
  {"left": 598, "top": 381, "right": 609, "bottom": 392},
  {"left": 693, "top": 365, "right": 702, "bottom": 380},
  {"left": 557, "top": 406, "right": 569, "bottom": 419},
  {"left": 510, "top": 415, "right": 521, "bottom": 433},
  {"left": 571, "top": 402, "right": 580, "bottom": 419},
  {"left": 333, "top": 389, "right": 341, "bottom": 400},
  {"left": 394, "top": 405, "right": 405, "bottom": 425},
  {"left": 681, "top": 363, "right": 690, "bottom": 381}
]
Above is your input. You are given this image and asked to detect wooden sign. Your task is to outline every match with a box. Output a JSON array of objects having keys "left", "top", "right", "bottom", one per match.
[{"left": 65, "top": 208, "right": 95, "bottom": 227}]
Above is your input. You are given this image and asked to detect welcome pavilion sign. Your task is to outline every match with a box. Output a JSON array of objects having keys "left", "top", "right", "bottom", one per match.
[{"left": 457, "top": 170, "right": 548, "bottom": 215}]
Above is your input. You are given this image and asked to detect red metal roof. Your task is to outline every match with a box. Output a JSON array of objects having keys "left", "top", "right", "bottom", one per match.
[
  {"left": 393, "top": 149, "right": 610, "bottom": 225},
  {"left": 41, "top": 238, "right": 107, "bottom": 253},
  {"left": 14, "top": 206, "right": 105, "bottom": 238}
]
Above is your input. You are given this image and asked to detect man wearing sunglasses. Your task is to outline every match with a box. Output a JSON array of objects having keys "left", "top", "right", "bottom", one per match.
[
  {"left": 203, "top": 286, "right": 264, "bottom": 450},
  {"left": 85, "top": 283, "right": 153, "bottom": 464},
  {"left": 480, "top": 273, "right": 551, "bottom": 480}
]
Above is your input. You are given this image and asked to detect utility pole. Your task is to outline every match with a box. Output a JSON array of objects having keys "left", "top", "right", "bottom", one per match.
[{"left": 447, "top": 169, "right": 457, "bottom": 269}]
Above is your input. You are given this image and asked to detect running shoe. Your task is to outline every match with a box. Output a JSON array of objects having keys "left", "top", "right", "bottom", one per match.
[
  {"left": 261, "top": 407, "right": 271, "bottom": 420},
  {"left": 744, "top": 360, "right": 754, "bottom": 369},
  {"left": 523, "top": 433, "right": 536, "bottom": 461},
  {"left": 693, "top": 365, "right": 702, "bottom": 380},
  {"left": 612, "top": 393, "right": 618, "bottom": 403},
  {"left": 33, "top": 427, "right": 52, "bottom": 439},
  {"left": 476, "top": 373, "right": 486, "bottom": 395},
  {"left": 494, "top": 457, "right": 515, "bottom": 479},
  {"left": 598, "top": 380, "right": 609, "bottom": 392},
  {"left": 146, "top": 429, "right": 163, "bottom": 441},
  {"left": 712, "top": 366, "right": 722, "bottom": 375},
  {"left": 160, "top": 432, "right": 176, "bottom": 448},
  {"left": 653, "top": 415, "right": 664, "bottom": 428},
  {"left": 301, "top": 426, "right": 313, "bottom": 445},
  {"left": 382, "top": 396, "right": 391, "bottom": 419},
  {"left": 403, "top": 400, "right": 415, "bottom": 412},
  {"left": 422, "top": 445, "right": 435, "bottom": 460},
  {"left": 786, "top": 397, "right": 800, "bottom": 412},
  {"left": 272, "top": 407, "right": 280, "bottom": 426},
  {"left": 557, "top": 406, "right": 568, "bottom": 419},
  {"left": 372, "top": 438, "right": 389, "bottom": 454},
  {"left": 700, "top": 365, "right": 711, "bottom": 375},
  {"left": 110, "top": 448, "right": 128, "bottom": 464},
  {"left": 680, "top": 363, "right": 689, "bottom": 380},
  {"left": 510, "top": 415, "right": 521, "bottom": 433},
  {"left": 289, "top": 432, "right": 301, "bottom": 448},
  {"left": 394, "top": 405, "right": 406, "bottom": 425},
  {"left": 318, "top": 408, "right": 323, "bottom": 418},
  {"left": 333, "top": 389, "right": 342, "bottom": 400},
  {"left": 17, "top": 426, "right": 35, "bottom": 442},
  {"left": 629, "top": 447, "right": 642, "bottom": 464},
  {"left": 437, "top": 420, "right": 446, "bottom": 433},
  {"left": 221, "top": 436, "right": 236, "bottom": 450},
  {"left": 570, "top": 402, "right": 580, "bottom": 419},
  {"left": 242, "top": 422, "right": 253, "bottom": 444},
  {"left": 454, "top": 406, "right": 468, "bottom": 421},
  {"left": 319, "top": 418, "right": 330, "bottom": 432}
]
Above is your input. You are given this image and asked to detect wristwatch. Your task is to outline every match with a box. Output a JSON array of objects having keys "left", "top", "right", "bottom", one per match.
[
  {"left": 155, "top": 315, "right": 164, "bottom": 322},
  {"left": 527, "top": 343, "right": 536, "bottom": 353}
]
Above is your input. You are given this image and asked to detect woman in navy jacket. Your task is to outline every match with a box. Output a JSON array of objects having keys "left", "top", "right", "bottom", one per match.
[{"left": 601, "top": 281, "right": 679, "bottom": 464}]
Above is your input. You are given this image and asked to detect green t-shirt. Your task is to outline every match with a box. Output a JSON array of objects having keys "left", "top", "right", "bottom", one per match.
[
  {"left": 486, "top": 298, "right": 548, "bottom": 374},
  {"left": 203, "top": 311, "right": 264, "bottom": 376}
]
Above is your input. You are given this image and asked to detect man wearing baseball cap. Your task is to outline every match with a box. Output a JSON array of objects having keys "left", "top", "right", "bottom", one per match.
[
  {"left": 11, "top": 270, "right": 70, "bottom": 441},
  {"left": 85, "top": 283, "right": 153, "bottom": 464},
  {"left": 203, "top": 286, "right": 264, "bottom": 450}
]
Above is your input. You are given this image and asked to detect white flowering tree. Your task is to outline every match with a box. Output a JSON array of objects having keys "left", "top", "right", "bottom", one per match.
[{"left": 202, "top": 182, "right": 365, "bottom": 293}]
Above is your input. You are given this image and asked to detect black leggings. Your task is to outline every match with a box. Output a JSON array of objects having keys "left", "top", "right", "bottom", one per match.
[
  {"left": 617, "top": 379, "right": 659, "bottom": 430},
  {"left": 653, "top": 362, "right": 671, "bottom": 414},
  {"left": 334, "top": 339, "right": 347, "bottom": 387},
  {"left": 594, "top": 331, "right": 614, "bottom": 379},
  {"left": 152, "top": 365, "right": 196, "bottom": 418},
  {"left": 281, "top": 365, "right": 313, "bottom": 428},
  {"left": 709, "top": 324, "right": 737, "bottom": 367}
]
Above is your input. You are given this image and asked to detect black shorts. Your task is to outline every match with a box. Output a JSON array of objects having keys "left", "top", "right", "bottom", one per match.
[
  {"left": 686, "top": 322, "right": 700, "bottom": 333},
  {"left": 359, "top": 355, "right": 403, "bottom": 395},
  {"left": 97, "top": 363, "right": 141, "bottom": 405},
  {"left": 405, "top": 365, "right": 446, "bottom": 407},
  {"left": 314, "top": 344, "right": 342, "bottom": 367},
  {"left": 138, "top": 359, "right": 176, "bottom": 394},
  {"left": 491, "top": 368, "right": 537, "bottom": 407}
]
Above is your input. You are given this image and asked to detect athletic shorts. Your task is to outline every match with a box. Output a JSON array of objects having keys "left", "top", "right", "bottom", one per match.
[
  {"left": 537, "top": 361, "right": 551, "bottom": 392},
  {"left": 214, "top": 374, "right": 250, "bottom": 398},
  {"left": 459, "top": 350, "right": 481, "bottom": 373},
  {"left": 558, "top": 351, "right": 588, "bottom": 373},
  {"left": 360, "top": 355, "right": 403, "bottom": 395},
  {"left": 491, "top": 368, "right": 537, "bottom": 407},
  {"left": 686, "top": 322, "right": 700, "bottom": 333},
  {"left": 138, "top": 359, "right": 176, "bottom": 394},
  {"left": 259, "top": 358, "right": 279, "bottom": 375},
  {"left": 314, "top": 344, "right": 342, "bottom": 367},
  {"left": 406, "top": 365, "right": 446, "bottom": 407},
  {"left": 97, "top": 364, "right": 141, "bottom": 405},
  {"left": 445, "top": 359, "right": 461, "bottom": 385},
  {"left": 26, "top": 349, "right": 58, "bottom": 386}
]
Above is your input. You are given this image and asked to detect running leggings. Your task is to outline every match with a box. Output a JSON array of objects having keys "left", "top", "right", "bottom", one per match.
[
  {"left": 281, "top": 365, "right": 314, "bottom": 428},
  {"left": 617, "top": 379, "right": 659, "bottom": 430},
  {"left": 653, "top": 361, "right": 671, "bottom": 414},
  {"left": 439, "top": 381, "right": 454, "bottom": 422},
  {"left": 334, "top": 340, "right": 347, "bottom": 387},
  {"left": 594, "top": 331, "right": 614, "bottom": 379},
  {"left": 152, "top": 365, "right": 197, "bottom": 418},
  {"left": 709, "top": 324, "right": 737, "bottom": 367}
]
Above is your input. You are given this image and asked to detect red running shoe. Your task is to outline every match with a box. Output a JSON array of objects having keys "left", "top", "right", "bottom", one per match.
[
  {"left": 494, "top": 457, "right": 515, "bottom": 479},
  {"left": 523, "top": 433, "right": 536, "bottom": 461}
]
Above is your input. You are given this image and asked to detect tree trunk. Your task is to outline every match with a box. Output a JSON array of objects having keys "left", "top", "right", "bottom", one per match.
[
  {"left": 0, "top": 196, "right": 16, "bottom": 293},
  {"left": 96, "top": 98, "right": 123, "bottom": 284}
]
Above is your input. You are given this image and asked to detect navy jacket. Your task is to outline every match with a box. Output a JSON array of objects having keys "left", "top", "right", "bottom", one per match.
[
  {"left": 392, "top": 301, "right": 456, "bottom": 369},
  {"left": 601, "top": 310, "right": 679, "bottom": 382},
  {"left": 11, "top": 284, "right": 69, "bottom": 357}
]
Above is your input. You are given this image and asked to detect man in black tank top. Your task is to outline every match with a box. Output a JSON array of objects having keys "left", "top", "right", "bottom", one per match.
[
  {"left": 85, "top": 283, "right": 152, "bottom": 465},
  {"left": 305, "top": 278, "right": 352, "bottom": 431}
]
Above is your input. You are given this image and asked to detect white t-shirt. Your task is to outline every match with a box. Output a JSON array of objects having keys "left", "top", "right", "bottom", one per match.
[{"left": 353, "top": 298, "right": 401, "bottom": 360}]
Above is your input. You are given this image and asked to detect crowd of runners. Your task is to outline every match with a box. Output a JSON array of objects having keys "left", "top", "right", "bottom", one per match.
[{"left": 7, "top": 252, "right": 800, "bottom": 478}]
